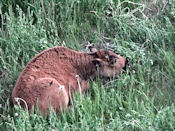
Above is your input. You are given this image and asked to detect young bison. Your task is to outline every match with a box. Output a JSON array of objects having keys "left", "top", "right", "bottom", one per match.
[{"left": 12, "top": 46, "right": 128, "bottom": 115}]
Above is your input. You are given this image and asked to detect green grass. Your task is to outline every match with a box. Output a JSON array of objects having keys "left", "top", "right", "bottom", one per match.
[{"left": 0, "top": 0, "right": 175, "bottom": 130}]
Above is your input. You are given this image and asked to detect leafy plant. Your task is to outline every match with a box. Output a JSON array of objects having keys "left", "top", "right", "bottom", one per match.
[{"left": 0, "top": 0, "right": 175, "bottom": 130}]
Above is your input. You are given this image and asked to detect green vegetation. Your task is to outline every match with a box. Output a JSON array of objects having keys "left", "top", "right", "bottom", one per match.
[{"left": 0, "top": 0, "right": 175, "bottom": 130}]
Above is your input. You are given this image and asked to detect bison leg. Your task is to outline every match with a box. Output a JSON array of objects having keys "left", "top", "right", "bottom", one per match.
[
  {"left": 32, "top": 77, "right": 69, "bottom": 115},
  {"left": 75, "top": 75, "right": 90, "bottom": 94},
  {"left": 80, "top": 80, "right": 90, "bottom": 93}
]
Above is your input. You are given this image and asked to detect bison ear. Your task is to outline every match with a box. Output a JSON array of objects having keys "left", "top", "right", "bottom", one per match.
[
  {"left": 88, "top": 45, "right": 98, "bottom": 52},
  {"left": 92, "top": 59, "right": 103, "bottom": 67}
]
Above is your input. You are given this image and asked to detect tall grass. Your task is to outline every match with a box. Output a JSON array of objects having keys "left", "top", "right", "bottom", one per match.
[{"left": 0, "top": 0, "right": 175, "bottom": 130}]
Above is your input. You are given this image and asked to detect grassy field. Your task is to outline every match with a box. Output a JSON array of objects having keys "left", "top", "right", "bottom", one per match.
[{"left": 0, "top": 0, "right": 175, "bottom": 130}]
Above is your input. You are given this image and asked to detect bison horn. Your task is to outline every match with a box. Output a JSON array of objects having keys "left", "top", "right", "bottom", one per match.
[{"left": 88, "top": 45, "right": 98, "bottom": 52}]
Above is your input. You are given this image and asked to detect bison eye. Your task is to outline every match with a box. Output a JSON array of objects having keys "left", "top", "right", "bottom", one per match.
[{"left": 107, "top": 55, "right": 118, "bottom": 64}]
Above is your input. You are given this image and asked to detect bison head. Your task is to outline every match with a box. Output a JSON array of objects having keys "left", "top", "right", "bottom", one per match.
[{"left": 89, "top": 46, "right": 129, "bottom": 78}]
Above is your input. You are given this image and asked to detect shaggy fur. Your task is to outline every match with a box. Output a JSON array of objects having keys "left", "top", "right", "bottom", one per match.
[{"left": 11, "top": 46, "right": 127, "bottom": 115}]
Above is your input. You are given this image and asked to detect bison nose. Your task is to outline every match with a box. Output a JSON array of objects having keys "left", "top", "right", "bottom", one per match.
[{"left": 123, "top": 59, "right": 129, "bottom": 71}]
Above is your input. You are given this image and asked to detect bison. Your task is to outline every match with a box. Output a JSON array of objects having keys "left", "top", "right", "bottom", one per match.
[{"left": 11, "top": 46, "right": 128, "bottom": 115}]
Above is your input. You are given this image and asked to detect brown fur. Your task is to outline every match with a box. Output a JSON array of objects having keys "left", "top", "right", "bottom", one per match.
[{"left": 11, "top": 46, "right": 127, "bottom": 115}]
